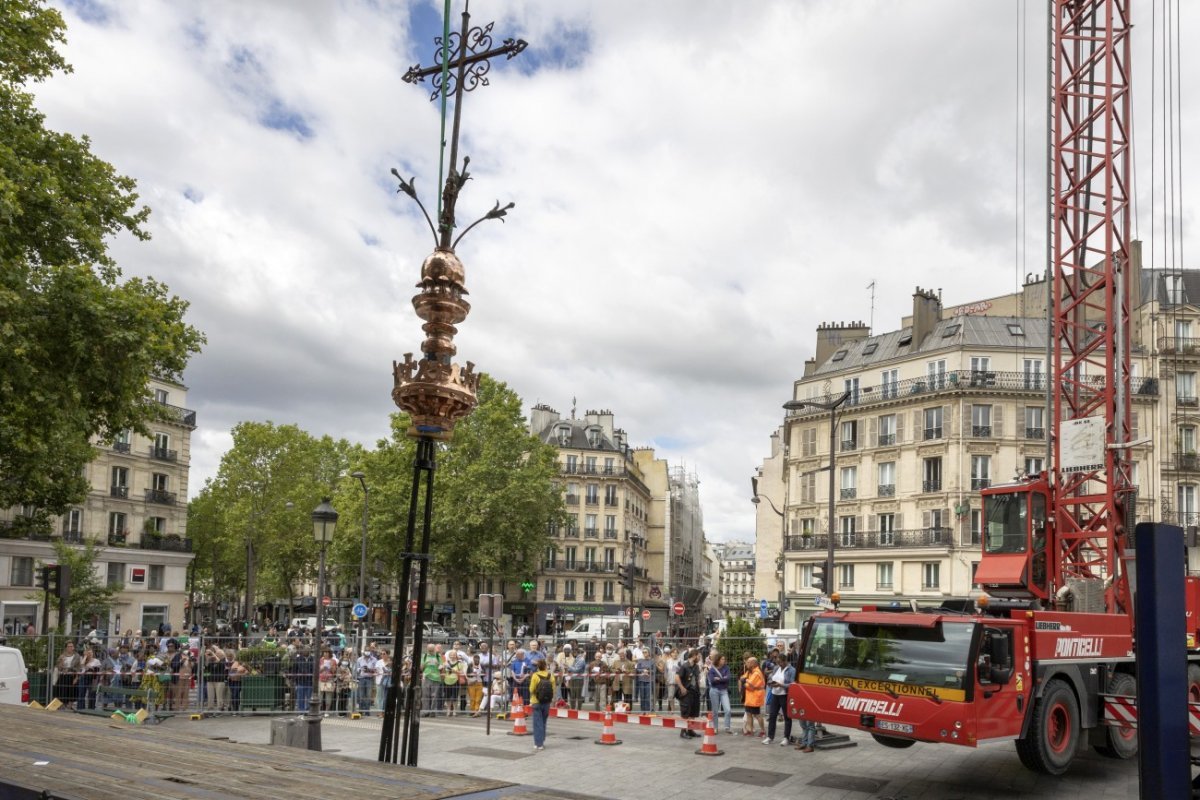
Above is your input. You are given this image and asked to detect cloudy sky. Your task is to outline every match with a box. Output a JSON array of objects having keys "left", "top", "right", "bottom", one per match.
[{"left": 34, "top": 0, "right": 1196, "bottom": 542}]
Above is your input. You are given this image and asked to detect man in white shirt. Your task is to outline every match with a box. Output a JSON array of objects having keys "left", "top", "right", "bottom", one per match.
[{"left": 356, "top": 650, "right": 378, "bottom": 715}]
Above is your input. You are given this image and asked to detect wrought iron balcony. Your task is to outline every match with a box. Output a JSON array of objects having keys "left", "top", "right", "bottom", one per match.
[
  {"left": 971, "top": 478, "right": 991, "bottom": 490},
  {"left": 604, "top": 529, "right": 618, "bottom": 539},
  {"left": 924, "top": 427, "right": 943, "bottom": 440},
  {"left": 112, "top": 442, "right": 131, "bottom": 454},
  {"left": 971, "top": 425, "right": 992, "bottom": 437},
  {"left": 107, "top": 531, "right": 128, "bottom": 546},
  {"left": 584, "top": 527, "right": 599, "bottom": 539},
  {"left": 840, "top": 439, "right": 857, "bottom": 452},
  {"left": 158, "top": 401, "right": 198, "bottom": 429},
  {"left": 784, "top": 527, "right": 951, "bottom": 551},
  {"left": 1165, "top": 454, "right": 1200, "bottom": 472},
  {"left": 565, "top": 495, "right": 579, "bottom": 505},
  {"left": 1179, "top": 396, "right": 1200, "bottom": 408},
  {"left": 922, "top": 480, "right": 942, "bottom": 492},
  {"left": 110, "top": 486, "right": 129, "bottom": 499},
  {"left": 1025, "top": 427, "right": 1045, "bottom": 439},
  {"left": 563, "top": 528, "right": 580, "bottom": 538},
  {"left": 840, "top": 488, "right": 857, "bottom": 500},
  {"left": 1158, "top": 336, "right": 1200, "bottom": 355},
  {"left": 138, "top": 535, "right": 192, "bottom": 552},
  {"left": 877, "top": 484, "right": 895, "bottom": 497},
  {"left": 585, "top": 495, "right": 599, "bottom": 506},
  {"left": 145, "top": 489, "right": 177, "bottom": 505},
  {"left": 877, "top": 433, "right": 896, "bottom": 446},
  {"left": 149, "top": 446, "right": 178, "bottom": 462},
  {"left": 61, "top": 530, "right": 84, "bottom": 544}
]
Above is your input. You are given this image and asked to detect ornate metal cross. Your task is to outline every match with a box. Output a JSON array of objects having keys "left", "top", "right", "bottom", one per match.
[{"left": 397, "top": 6, "right": 526, "bottom": 250}]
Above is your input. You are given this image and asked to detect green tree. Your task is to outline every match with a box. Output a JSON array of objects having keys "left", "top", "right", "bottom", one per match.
[
  {"left": 0, "top": 0, "right": 204, "bottom": 513},
  {"left": 29, "top": 540, "right": 121, "bottom": 632},
  {"left": 331, "top": 375, "right": 563, "bottom": 631}
]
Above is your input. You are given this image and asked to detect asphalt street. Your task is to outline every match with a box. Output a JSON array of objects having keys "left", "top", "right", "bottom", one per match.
[{"left": 171, "top": 711, "right": 1140, "bottom": 800}]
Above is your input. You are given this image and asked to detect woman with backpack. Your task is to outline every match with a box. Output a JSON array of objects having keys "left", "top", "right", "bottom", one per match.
[{"left": 528, "top": 657, "right": 554, "bottom": 751}]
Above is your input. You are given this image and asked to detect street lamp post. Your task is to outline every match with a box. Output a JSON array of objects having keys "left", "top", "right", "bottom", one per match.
[
  {"left": 783, "top": 391, "right": 851, "bottom": 597},
  {"left": 305, "top": 498, "right": 339, "bottom": 751},
  {"left": 351, "top": 471, "right": 369, "bottom": 650}
]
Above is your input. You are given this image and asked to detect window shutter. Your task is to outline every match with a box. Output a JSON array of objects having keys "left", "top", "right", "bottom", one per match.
[
  {"left": 1131, "top": 411, "right": 1140, "bottom": 440},
  {"left": 896, "top": 513, "right": 903, "bottom": 530},
  {"left": 896, "top": 414, "right": 905, "bottom": 442},
  {"left": 993, "top": 405, "right": 1004, "bottom": 438},
  {"left": 869, "top": 417, "right": 877, "bottom": 443},
  {"left": 944, "top": 405, "right": 954, "bottom": 436},
  {"left": 914, "top": 410, "right": 923, "bottom": 436},
  {"left": 922, "top": 510, "right": 931, "bottom": 529}
]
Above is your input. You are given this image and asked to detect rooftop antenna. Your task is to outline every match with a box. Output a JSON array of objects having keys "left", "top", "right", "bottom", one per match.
[{"left": 866, "top": 280, "right": 876, "bottom": 334}]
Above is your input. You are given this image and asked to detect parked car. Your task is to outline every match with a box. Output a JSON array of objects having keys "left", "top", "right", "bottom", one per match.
[
  {"left": 420, "top": 621, "right": 451, "bottom": 642},
  {"left": 0, "top": 645, "right": 29, "bottom": 705}
]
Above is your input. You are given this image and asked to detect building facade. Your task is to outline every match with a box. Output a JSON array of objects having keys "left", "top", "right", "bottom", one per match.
[
  {"left": 0, "top": 378, "right": 196, "bottom": 635},
  {"left": 714, "top": 542, "right": 755, "bottom": 621},
  {"left": 751, "top": 427, "right": 785, "bottom": 624}
]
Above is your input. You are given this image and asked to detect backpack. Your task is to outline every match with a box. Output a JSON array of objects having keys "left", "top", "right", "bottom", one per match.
[{"left": 534, "top": 673, "right": 553, "bottom": 704}]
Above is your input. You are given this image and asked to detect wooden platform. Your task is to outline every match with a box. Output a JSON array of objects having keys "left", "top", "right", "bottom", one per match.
[{"left": 0, "top": 705, "right": 518, "bottom": 800}]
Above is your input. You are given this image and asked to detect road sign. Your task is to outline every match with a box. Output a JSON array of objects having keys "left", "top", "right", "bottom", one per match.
[
  {"left": 321, "top": 596, "right": 331, "bottom": 607},
  {"left": 352, "top": 602, "right": 368, "bottom": 619},
  {"left": 641, "top": 609, "right": 651, "bottom": 621},
  {"left": 408, "top": 599, "right": 418, "bottom": 614},
  {"left": 673, "top": 601, "right": 685, "bottom": 616},
  {"left": 626, "top": 606, "right": 635, "bottom": 616},
  {"left": 759, "top": 599, "right": 768, "bottom": 618}
]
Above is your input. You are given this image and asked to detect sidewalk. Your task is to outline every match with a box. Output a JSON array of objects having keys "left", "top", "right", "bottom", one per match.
[{"left": 177, "top": 712, "right": 1138, "bottom": 800}]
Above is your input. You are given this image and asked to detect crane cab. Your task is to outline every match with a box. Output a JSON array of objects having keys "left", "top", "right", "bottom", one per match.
[{"left": 975, "top": 477, "right": 1052, "bottom": 604}]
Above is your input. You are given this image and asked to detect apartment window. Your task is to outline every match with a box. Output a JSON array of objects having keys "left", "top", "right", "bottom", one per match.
[
  {"left": 111, "top": 466, "right": 129, "bottom": 498},
  {"left": 1181, "top": 426, "right": 1198, "bottom": 455},
  {"left": 1025, "top": 406, "right": 1045, "bottom": 439},
  {"left": 604, "top": 548, "right": 616, "bottom": 569},
  {"left": 565, "top": 547, "right": 578, "bottom": 569},
  {"left": 844, "top": 376, "right": 860, "bottom": 406},
  {"left": 583, "top": 580, "right": 596, "bottom": 600},
  {"left": 63, "top": 509, "right": 82, "bottom": 535},
  {"left": 971, "top": 405, "right": 993, "bottom": 437},
  {"left": 603, "top": 580, "right": 615, "bottom": 601},
  {"left": 800, "top": 472, "right": 817, "bottom": 503},
  {"left": 877, "top": 462, "right": 896, "bottom": 496},
  {"left": 149, "top": 564, "right": 165, "bottom": 591},
  {"left": 802, "top": 428, "right": 817, "bottom": 457},
  {"left": 1177, "top": 318, "right": 1193, "bottom": 343},
  {"left": 922, "top": 562, "right": 941, "bottom": 590},
  {"left": 876, "top": 562, "right": 893, "bottom": 590},
  {"left": 970, "top": 356, "right": 991, "bottom": 376},
  {"left": 153, "top": 432, "right": 171, "bottom": 457},
  {"left": 9, "top": 556, "right": 34, "bottom": 587},
  {"left": 970, "top": 509, "right": 983, "bottom": 546},
  {"left": 544, "top": 579, "right": 557, "bottom": 600},
  {"left": 113, "top": 429, "right": 132, "bottom": 453},
  {"left": 106, "top": 562, "right": 125, "bottom": 588},
  {"left": 154, "top": 388, "right": 169, "bottom": 404},
  {"left": 565, "top": 483, "right": 579, "bottom": 505},
  {"left": 1177, "top": 372, "right": 1198, "bottom": 405},
  {"left": 800, "top": 563, "right": 814, "bottom": 589},
  {"left": 153, "top": 473, "right": 169, "bottom": 492},
  {"left": 880, "top": 369, "right": 899, "bottom": 400},
  {"left": 878, "top": 413, "right": 896, "bottom": 446},
  {"left": 838, "top": 564, "right": 855, "bottom": 588},
  {"left": 108, "top": 512, "right": 127, "bottom": 537},
  {"left": 147, "top": 517, "right": 166, "bottom": 534},
  {"left": 582, "top": 456, "right": 596, "bottom": 474},
  {"left": 877, "top": 513, "right": 896, "bottom": 546},
  {"left": 584, "top": 547, "right": 596, "bottom": 569},
  {"left": 543, "top": 547, "right": 557, "bottom": 569},
  {"left": 1024, "top": 358, "right": 1045, "bottom": 390},
  {"left": 840, "top": 466, "right": 857, "bottom": 499},
  {"left": 565, "top": 455, "right": 577, "bottom": 472},
  {"left": 923, "top": 407, "right": 943, "bottom": 440},
  {"left": 585, "top": 484, "right": 599, "bottom": 504},
  {"left": 141, "top": 606, "right": 169, "bottom": 633},
  {"left": 1025, "top": 456, "right": 1045, "bottom": 477},
  {"left": 927, "top": 359, "right": 947, "bottom": 389},
  {"left": 1178, "top": 485, "right": 1198, "bottom": 527},
  {"left": 604, "top": 457, "right": 615, "bottom": 474},
  {"left": 922, "top": 457, "right": 942, "bottom": 492},
  {"left": 585, "top": 514, "right": 598, "bottom": 536},
  {"left": 840, "top": 419, "right": 858, "bottom": 451},
  {"left": 971, "top": 455, "right": 991, "bottom": 490},
  {"left": 800, "top": 518, "right": 816, "bottom": 538},
  {"left": 839, "top": 515, "right": 857, "bottom": 547},
  {"left": 1167, "top": 274, "right": 1185, "bottom": 304},
  {"left": 925, "top": 510, "right": 947, "bottom": 544},
  {"left": 604, "top": 515, "right": 617, "bottom": 537},
  {"left": 563, "top": 579, "right": 576, "bottom": 600},
  {"left": 605, "top": 485, "right": 618, "bottom": 506}
]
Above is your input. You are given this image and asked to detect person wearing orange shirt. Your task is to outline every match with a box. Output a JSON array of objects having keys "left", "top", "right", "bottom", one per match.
[{"left": 741, "top": 656, "right": 767, "bottom": 738}]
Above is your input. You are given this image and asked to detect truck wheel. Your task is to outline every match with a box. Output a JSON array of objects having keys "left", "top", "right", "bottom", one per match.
[
  {"left": 1187, "top": 663, "right": 1200, "bottom": 705},
  {"left": 871, "top": 733, "right": 916, "bottom": 749},
  {"left": 1015, "top": 678, "right": 1079, "bottom": 775},
  {"left": 1093, "top": 672, "right": 1137, "bottom": 759}
]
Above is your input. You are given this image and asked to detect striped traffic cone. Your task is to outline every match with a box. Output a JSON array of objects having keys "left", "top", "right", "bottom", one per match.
[
  {"left": 694, "top": 712, "right": 725, "bottom": 756},
  {"left": 507, "top": 688, "right": 530, "bottom": 736},
  {"left": 594, "top": 705, "right": 623, "bottom": 746}
]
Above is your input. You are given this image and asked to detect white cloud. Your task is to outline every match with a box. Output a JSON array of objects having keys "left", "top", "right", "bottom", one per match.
[{"left": 36, "top": 0, "right": 1199, "bottom": 541}]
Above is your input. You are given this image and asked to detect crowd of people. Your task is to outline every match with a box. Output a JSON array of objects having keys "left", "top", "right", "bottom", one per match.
[{"left": 24, "top": 621, "right": 820, "bottom": 754}]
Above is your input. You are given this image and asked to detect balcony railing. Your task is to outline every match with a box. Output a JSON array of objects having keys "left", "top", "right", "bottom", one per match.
[
  {"left": 112, "top": 442, "right": 131, "bottom": 454},
  {"left": 604, "top": 529, "right": 618, "bottom": 539},
  {"left": 605, "top": 499, "right": 618, "bottom": 507},
  {"left": 563, "top": 528, "right": 580, "bottom": 538},
  {"left": 1165, "top": 454, "right": 1200, "bottom": 472},
  {"left": 110, "top": 486, "right": 129, "bottom": 499},
  {"left": 1025, "top": 427, "right": 1045, "bottom": 439},
  {"left": 158, "top": 401, "right": 198, "bottom": 429},
  {"left": 61, "top": 530, "right": 83, "bottom": 544},
  {"left": 1159, "top": 336, "right": 1200, "bottom": 355},
  {"left": 784, "top": 371, "right": 1160, "bottom": 418},
  {"left": 922, "top": 480, "right": 942, "bottom": 492},
  {"left": 839, "top": 488, "right": 857, "bottom": 500},
  {"left": 971, "top": 478, "right": 991, "bottom": 490},
  {"left": 784, "top": 528, "right": 952, "bottom": 551},
  {"left": 971, "top": 425, "right": 992, "bottom": 437},
  {"left": 877, "top": 433, "right": 896, "bottom": 446},
  {"left": 108, "top": 531, "right": 128, "bottom": 547},
  {"left": 145, "top": 489, "right": 177, "bottom": 505},
  {"left": 584, "top": 528, "right": 599, "bottom": 539},
  {"left": 840, "top": 439, "right": 857, "bottom": 452},
  {"left": 565, "top": 495, "right": 579, "bottom": 506},
  {"left": 877, "top": 484, "right": 895, "bottom": 497},
  {"left": 149, "top": 446, "right": 178, "bottom": 462},
  {"left": 138, "top": 535, "right": 192, "bottom": 552},
  {"left": 585, "top": 496, "right": 599, "bottom": 506},
  {"left": 1179, "top": 396, "right": 1200, "bottom": 407},
  {"left": 924, "top": 427, "right": 942, "bottom": 440}
]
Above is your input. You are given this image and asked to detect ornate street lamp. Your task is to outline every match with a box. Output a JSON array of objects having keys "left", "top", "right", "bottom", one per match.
[{"left": 303, "top": 498, "right": 338, "bottom": 749}]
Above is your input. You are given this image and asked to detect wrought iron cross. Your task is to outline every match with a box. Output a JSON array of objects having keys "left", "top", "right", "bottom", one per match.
[{"left": 394, "top": 5, "right": 526, "bottom": 251}]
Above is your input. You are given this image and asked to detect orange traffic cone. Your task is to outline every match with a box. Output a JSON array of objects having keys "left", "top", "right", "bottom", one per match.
[
  {"left": 694, "top": 712, "right": 725, "bottom": 756},
  {"left": 507, "top": 688, "right": 530, "bottom": 736},
  {"left": 594, "top": 705, "right": 623, "bottom": 746}
]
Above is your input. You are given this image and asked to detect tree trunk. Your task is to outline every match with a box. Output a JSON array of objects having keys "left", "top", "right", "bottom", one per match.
[{"left": 245, "top": 539, "right": 256, "bottom": 623}]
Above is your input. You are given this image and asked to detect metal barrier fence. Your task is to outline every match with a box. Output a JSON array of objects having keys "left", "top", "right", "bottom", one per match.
[{"left": 8, "top": 632, "right": 784, "bottom": 719}]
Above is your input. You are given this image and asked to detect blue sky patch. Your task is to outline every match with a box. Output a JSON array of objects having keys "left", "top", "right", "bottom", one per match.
[
  {"left": 258, "top": 98, "right": 314, "bottom": 140},
  {"left": 182, "top": 186, "right": 204, "bottom": 204},
  {"left": 63, "top": 0, "right": 109, "bottom": 25}
]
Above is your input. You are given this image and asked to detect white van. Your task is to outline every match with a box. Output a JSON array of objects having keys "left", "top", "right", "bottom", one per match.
[
  {"left": 567, "top": 616, "right": 642, "bottom": 640},
  {"left": 294, "top": 616, "right": 340, "bottom": 631},
  {"left": 0, "top": 645, "right": 28, "bottom": 705}
]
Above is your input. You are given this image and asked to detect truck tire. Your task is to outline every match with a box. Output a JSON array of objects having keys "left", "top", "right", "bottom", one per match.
[
  {"left": 1093, "top": 672, "right": 1137, "bottom": 759},
  {"left": 1187, "top": 663, "right": 1200, "bottom": 704},
  {"left": 1015, "top": 678, "right": 1079, "bottom": 775},
  {"left": 871, "top": 733, "right": 916, "bottom": 749}
]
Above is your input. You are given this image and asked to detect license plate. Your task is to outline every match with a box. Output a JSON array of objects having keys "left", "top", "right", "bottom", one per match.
[{"left": 875, "top": 720, "right": 914, "bottom": 734}]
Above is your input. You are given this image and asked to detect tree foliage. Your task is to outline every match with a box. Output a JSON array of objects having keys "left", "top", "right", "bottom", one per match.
[
  {"left": 30, "top": 540, "right": 122, "bottom": 632},
  {"left": 0, "top": 0, "right": 204, "bottom": 513}
]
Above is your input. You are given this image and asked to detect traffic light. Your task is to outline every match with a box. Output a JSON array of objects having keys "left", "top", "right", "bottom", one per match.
[
  {"left": 616, "top": 564, "right": 627, "bottom": 583},
  {"left": 56, "top": 563, "right": 71, "bottom": 601},
  {"left": 37, "top": 565, "right": 62, "bottom": 595},
  {"left": 812, "top": 559, "right": 830, "bottom": 593},
  {"left": 521, "top": 578, "right": 535, "bottom": 595}
]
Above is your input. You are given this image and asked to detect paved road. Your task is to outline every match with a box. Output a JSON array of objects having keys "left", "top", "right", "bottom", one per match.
[{"left": 172, "top": 712, "right": 1140, "bottom": 799}]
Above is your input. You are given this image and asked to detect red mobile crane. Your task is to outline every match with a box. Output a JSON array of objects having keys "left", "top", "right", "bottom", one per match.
[{"left": 786, "top": 0, "right": 1200, "bottom": 775}]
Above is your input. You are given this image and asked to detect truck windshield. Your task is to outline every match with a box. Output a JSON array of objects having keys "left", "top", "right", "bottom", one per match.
[
  {"left": 803, "top": 619, "right": 975, "bottom": 692},
  {"left": 983, "top": 491, "right": 1027, "bottom": 554}
]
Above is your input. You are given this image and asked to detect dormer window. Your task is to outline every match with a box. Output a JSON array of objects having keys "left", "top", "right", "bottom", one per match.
[
  {"left": 554, "top": 423, "right": 572, "bottom": 446},
  {"left": 942, "top": 324, "right": 961, "bottom": 338},
  {"left": 1007, "top": 323, "right": 1025, "bottom": 336},
  {"left": 862, "top": 342, "right": 878, "bottom": 355},
  {"left": 586, "top": 426, "right": 602, "bottom": 448},
  {"left": 898, "top": 332, "right": 913, "bottom": 346},
  {"left": 831, "top": 349, "right": 848, "bottom": 362}
]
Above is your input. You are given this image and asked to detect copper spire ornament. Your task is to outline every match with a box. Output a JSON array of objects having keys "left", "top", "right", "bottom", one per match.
[{"left": 389, "top": 5, "right": 524, "bottom": 441}]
